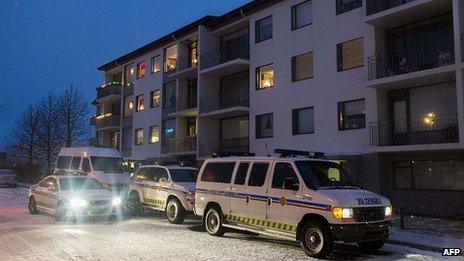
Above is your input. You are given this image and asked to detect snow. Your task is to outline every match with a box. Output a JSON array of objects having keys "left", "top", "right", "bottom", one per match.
[{"left": 0, "top": 187, "right": 462, "bottom": 260}]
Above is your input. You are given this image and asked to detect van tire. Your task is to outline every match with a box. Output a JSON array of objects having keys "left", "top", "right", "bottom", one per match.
[
  {"left": 166, "top": 197, "right": 185, "bottom": 224},
  {"left": 127, "top": 192, "right": 142, "bottom": 217},
  {"left": 28, "top": 196, "right": 38, "bottom": 214},
  {"left": 357, "top": 240, "right": 386, "bottom": 252},
  {"left": 204, "top": 206, "right": 225, "bottom": 237},
  {"left": 300, "top": 220, "right": 332, "bottom": 258}
]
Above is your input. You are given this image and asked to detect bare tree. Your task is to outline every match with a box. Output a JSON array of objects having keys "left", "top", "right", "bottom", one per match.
[{"left": 57, "top": 84, "right": 91, "bottom": 147}]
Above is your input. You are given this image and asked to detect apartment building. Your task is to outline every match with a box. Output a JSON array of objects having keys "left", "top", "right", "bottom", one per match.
[{"left": 92, "top": 0, "right": 464, "bottom": 216}]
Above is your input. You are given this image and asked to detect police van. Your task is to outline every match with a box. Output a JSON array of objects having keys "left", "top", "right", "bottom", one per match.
[
  {"left": 127, "top": 164, "right": 198, "bottom": 224},
  {"left": 195, "top": 150, "right": 392, "bottom": 258}
]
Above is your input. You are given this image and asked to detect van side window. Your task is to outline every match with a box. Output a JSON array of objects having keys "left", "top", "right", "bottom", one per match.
[
  {"left": 82, "top": 158, "right": 91, "bottom": 172},
  {"left": 272, "top": 163, "right": 299, "bottom": 191},
  {"left": 70, "top": 157, "right": 81, "bottom": 170},
  {"left": 234, "top": 163, "right": 250, "bottom": 185},
  {"left": 201, "top": 162, "right": 235, "bottom": 183},
  {"left": 56, "top": 156, "right": 72, "bottom": 169},
  {"left": 248, "top": 163, "right": 269, "bottom": 187},
  {"left": 158, "top": 168, "right": 169, "bottom": 181}
]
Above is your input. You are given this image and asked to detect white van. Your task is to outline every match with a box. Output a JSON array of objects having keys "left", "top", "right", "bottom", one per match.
[
  {"left": 195, "top": 150, "right": 392, "bottom": 258},
  {"left": 55, "top": 147, "right": 131, "bottom": 193}
]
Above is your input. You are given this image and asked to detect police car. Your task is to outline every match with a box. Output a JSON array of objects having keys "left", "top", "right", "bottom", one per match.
[
  {"left": 28, "top": 175, "right": 122, "bottom": 221},
  {"left": 126, "top": 164, "right": 198, "bottom": 224},
  {"left": 195, "top": 150, "right": 392, "bottom": 258}
]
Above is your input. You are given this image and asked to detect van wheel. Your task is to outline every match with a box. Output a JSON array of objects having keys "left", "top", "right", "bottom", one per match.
[
  {"left": 204, "top": 207, "right": 225, "bottom": 236},
  {"left": 127, "top": 192, "right": 142, "bottom": 217},
  {"left": 56, "top": 202, "right": 66, "bottom": 222},
  {"left": 28, "top": 196, "right": 38, "bottom": 214},
  {"left": 300, "top": 220, "right": 332, "bottom": 258},
  {"left": 166, "top": 198, "right": 185, "bottom": 224},
  {"left": 358, "top": 240, "right": 386, "bottom": 252}
]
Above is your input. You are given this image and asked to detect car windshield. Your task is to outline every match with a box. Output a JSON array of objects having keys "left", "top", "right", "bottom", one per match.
[
  {"left": 295, "top": 160, "right": 357, "bottom": 190},
  {"left": 169, "top": 169, "right": 198, "bottom": 183},
  {"left": 0, "top": 170, "right": 15, "bottom": 175},
  {"left": 60, "top": 178, "right": 105, "bottom": 190},
  {"left": 91, "top": 157, "right": 126, "bottom": 172}
]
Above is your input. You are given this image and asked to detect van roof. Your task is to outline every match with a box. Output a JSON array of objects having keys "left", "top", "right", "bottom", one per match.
[
  {"left": 204, "top": 156, "right": 335, "bottom": 163},
  {"left": 139, "top": 165, "right": 198, "bottom": 170},
  {"left": 58, "top": 147, "right": 122, "bottom": 158}
]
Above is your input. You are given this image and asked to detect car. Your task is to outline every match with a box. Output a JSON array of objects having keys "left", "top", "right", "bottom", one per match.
[
  {"left": 126, "top": 164, "right": 198, "bottom": 224},
  {"left": 0, "top": 169, "right": 17, "bottom": 187},
  {"left": 28, "top": 175, "right": 123, "bottom": 221},
  {"left": 194, "top": 149, "right": 393, "bottom": 258}
]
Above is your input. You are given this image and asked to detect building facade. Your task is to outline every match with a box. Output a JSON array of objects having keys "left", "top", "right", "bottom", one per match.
[{"left": 92, "top": 0, "right": 464, "bottom": 216}]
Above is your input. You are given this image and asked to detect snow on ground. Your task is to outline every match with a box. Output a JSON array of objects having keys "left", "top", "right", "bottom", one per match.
[{"left": 0, "top": 187, "right": 462, "bottom": 261}]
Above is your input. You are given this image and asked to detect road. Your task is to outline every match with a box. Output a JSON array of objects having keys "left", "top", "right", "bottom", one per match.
[{"left": 0, "top": 186, "right": 459, "bottom": 261}]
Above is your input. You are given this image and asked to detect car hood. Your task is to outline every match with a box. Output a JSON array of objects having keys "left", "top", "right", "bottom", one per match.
[
  {"left": 317, "top": 188, "right": 390, "bottom": 208},
  {"left": 91, "top": 171, "right": 131, "bottom": 185},
  {"left": 60, "top": 189, "right": 114, "bottom": 201}
]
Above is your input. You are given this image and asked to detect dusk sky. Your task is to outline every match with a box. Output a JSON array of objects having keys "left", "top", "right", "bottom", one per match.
[{"left": 0, "top": 0, "right": 250, "bottom": 149}]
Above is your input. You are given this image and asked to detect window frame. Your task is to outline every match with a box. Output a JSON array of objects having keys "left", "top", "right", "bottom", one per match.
[
  {"left": 149, "top": 125, "right": 160, "bottom": 144},
  {"left": 134, "top": 128, "right": 144, "bottom": 146},
  {"left": 292, "top": 51, "right": 314, "bottom": 82},
  {"left": 336, "top": 0, "right": 363, "bottom": 15},
  {"left": 292, "top": 106, "right": 315, "bottom": 135},
  {"left": 255, "top": 113, "right": 274, "bottom": 139},
  {"left": 337, "top": 98, "right": 366, "bottom": 131},
  {"left": 151, "top": 55, "right": 161, "bottom": 74},
  {"left": 150, "top": 90, "right": 160, "bottom": 108},
  {"left": 247, "top": 162, "right": 270, "bottom": 187},
  {"left": 291, "top": 0, "right": 313, "bottom": 31},
  {"left": 136, "top": 61, "right": 146, "bottom": 79},
  {"left": 271, "top": 162, "right": 300, "bottom": 191},
  {"left": 255, "top": 15, "right": 273, "bottom": 43},
  {"left": 234, "top": 162, "right": 251, "bottom": 185},
  {"left": 255, "top": 63, "right": 274, "bottom": 90},
  {"left": 337, "top": 37, "right": 364, "bottom": 72},
  {"left": 136, "top": 94, "right": 145, "bottom": 112},
  {"left": 200, "top": 162, "right": 236, "bottom": 184}
]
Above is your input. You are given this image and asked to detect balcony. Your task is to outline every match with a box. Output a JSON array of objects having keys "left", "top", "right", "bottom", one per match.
[
  {"left": 199, "top": 90, "right": 249, "bottom": 119},
  {"left": 370, "top": 114, "right": 459, "bottom": 147},
  {"left": 200, "top": 42, "right": 249, "bottom": 76},
  {"left": 161, "top": 136, "right": 197, "bottom": 155},
  {"left": 90, "top": 113, "right": 121, "bottom": 130},
  {"left": 95, "top": 82, "right": 122, "bottom": 101},
  {"left": 177, "top": 94, "right": 197, "bottom": 112},
  {"left": 367, "top": 0, "right": 417, "bottom": 16},
  {"left": 174, "top": 54, "right": 198, "bottom": 78},
  {"left": 198, "top": 137, "right": 249, "bottom": 158},
  {"left": 163, "top": 58, "right": 177, "bottom": 80}
]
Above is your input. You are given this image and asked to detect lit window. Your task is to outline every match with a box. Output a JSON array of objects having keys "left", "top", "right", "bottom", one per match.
[
  {"left": 292, "top": 1, "right": 313, "bottom": 30},
  {"left": 338, "top": 99, "right": 366, "bottom": 130},
  {"left": 124, "top": 63, "right": 135, "bottom": 86},
  {"left": 292, "top": 107, "right": 314, "bottom": 135},
  {"left": 164, "top": 45, "right": 177, "bottom": 72},
  {"left": 337, "top": 38, "right": 364, "bottom": 71},
  {"left": 151, "top": 55, "right": 161, "bottom": 74},
  {"left": 124, "top": 95, "right": 133, "bottom": 117},
  {"left": 189, "top": 41, "right": 198, "bottom": 67},
  {"left": 256, "top": 16, "right": 273, "bottom": 43},
  {"left": 136, "top": 95, "right": 144, "bottom": 112},
  {"left": 135, "top": 128, "right": 144, "bottom": 145},
  {"left": 256, "top": 64, "right": 274, "bottom": 90},
  {"left": 256, "top": 113, "right": 273, "bottom": 139},
  {"left": 149, "top": 126, "right": 159, "bottom": 144},
  {"left": 137, "top": 61, "right": 146, "bottom": 79},
  {"left": 292, "top": 52, "right": 313, "bottom": 81},
  {"left": 150, "top": 90, "right": 160, "bottom": 108}
]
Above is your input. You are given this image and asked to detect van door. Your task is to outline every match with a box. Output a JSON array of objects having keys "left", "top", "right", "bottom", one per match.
[
  {"left": 245, "top": 161, "right": 271, "bottom": 226},
  {"left": 266, "top": 162, "right": 302, "bottom": 234},
  {"left": 229, "top": 162, "right": 250, "bottom": 219}
]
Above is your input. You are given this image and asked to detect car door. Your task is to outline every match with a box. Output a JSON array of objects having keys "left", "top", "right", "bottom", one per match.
[
  {"left": 34, "top": 178, "right": 49, "bottom": 209},
  {"left": 156, "top": 168, "right": 171, "bottom": 208},
  {"left": 229, "top": 162, "right": 250, "bottom": 219},
  {"left": 36, "top": 177, "right": 57, "bottom": 211},
  {"left": 141, "top": 168, "right": 159, "bottom": 207},
  {"left": 266, "top": 161, "right": 302, "bottom": 233},
  {"left": 245, "top": 161, "right": 271, "bottom": 225}
]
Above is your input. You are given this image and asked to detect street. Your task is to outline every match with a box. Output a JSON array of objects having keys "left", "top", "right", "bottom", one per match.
[{"left": 0, "top": 187, "right": 459, "bottom": 261}]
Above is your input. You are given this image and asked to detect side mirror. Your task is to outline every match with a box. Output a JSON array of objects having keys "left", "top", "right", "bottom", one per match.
[
  {"left": 283, "top": 178, "right": 299, "bottom": 191},
  {"left": 49, "top": 185, "right": 58, "bottom": 191},
  {"left": 159, "top": 177, "right": 168, "bottom": 183}
]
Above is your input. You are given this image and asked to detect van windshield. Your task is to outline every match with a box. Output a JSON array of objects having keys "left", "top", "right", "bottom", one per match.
[
  {"left": 90, "top": 157, "right": 126, "bottom": 172},
  {"left": 60, "top": 178, "right": 105, "bottom": 190},
  {"left": 169, "top": 169, "right": 198, "bottom": 183},
  {"left": 295, "top": 160, "right": 357, "bottom": 190}
]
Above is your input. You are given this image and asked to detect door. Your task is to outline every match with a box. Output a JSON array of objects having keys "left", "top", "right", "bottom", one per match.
[
  {"left": 390, "top": 90, "right": 409, "bottom": 145},
  {"left": 229, "top": 162, "right": 250, "bottom": 219},
  {"left": 36, "top": 177, "right": 57, "bottom": 211},
  {"left": 266, "top": 162, "right": 302, "bottom": 233},
  {"left": 141, "top": 168, "right": 163, "bottom": 209},
  {"left": 245, "top": 161, "right": 271, "bottom": 224},
  {"left": 155, "top": 167, "right": 170, "bottom": 208}
]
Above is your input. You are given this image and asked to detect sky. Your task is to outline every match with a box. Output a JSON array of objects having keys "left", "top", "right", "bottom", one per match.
[{"left": 0, "top": 0, "right": 251, "bottom": 150}]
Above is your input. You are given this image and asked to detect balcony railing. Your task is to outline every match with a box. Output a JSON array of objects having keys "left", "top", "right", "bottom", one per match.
[
  {"left": 96, "top": 82, "right": 122, "bottom": 99},
  {"left": 200, "top": 42, "right": 250, "bottom": 70},
  {"left": 199, "top": 137, "right": 249, "bottom": 157},
  {"left": 90, "top": 114, "right": 121, "bottom": 130},
  {"left": 161, "top": 136, "right": 197, "bottom": 154},
  {"left": 366, "top": 0, "right": 417, "bottom": 16},
  {"left": 368, "top": 39, "right": 454, "bottom": 80},
  {"left": 177, "top": 94, "right": 197, "bottom": 111},
  {"left": 177, "top": 54, "right": 198, "bottom": 72},
  {"left": 200, "top": 87, "right": 249, "bottom": 114},
  {"left": 370, "top": 114, "right": 459, "bottom": 146}
]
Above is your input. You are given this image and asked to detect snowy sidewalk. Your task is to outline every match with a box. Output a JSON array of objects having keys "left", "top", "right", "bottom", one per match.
[{"left": 388, "top": 227, "right": 464, "bottom": 253}]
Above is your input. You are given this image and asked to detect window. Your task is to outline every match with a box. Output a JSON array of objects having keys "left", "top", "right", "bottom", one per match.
[
  {"left": 187, "top": 117, "right": 196, "bottom": 136},
  {"left": 136, "top": 95, "right": 145, "bottom": 112},
  {"left": 111, "top": 131, "right": 120, "bottom": 149},
  {"left": 272, "top": 163, "right": 300, "bottom": 190},
  {"left": 337, "top": 38, "right": 364, "bottom": 71},
  {"left": 256, "top": 16, "right": 273, "bottom": 43},
  {"left": 135, "top": 128, "right": 144, "bottom": 145},
  {"left": 124, "top": 63, "right": 135, "bottom": 86},
  {"left": 150, "top": 90, "right": 160, "bottom": 108},
  {"left": 201, "top": 162, "right": 236, "bottom": 183},
  {"left": 292, "top": 52, "right": 313, "bottom": 81},
  {"left": 151, "top": 55, "right": 161, "bottom": 74},
  {"left": 164, "top": 45, "right": 177, "bottom": 72},
  {"left": 234, "top": 162, "right": 250, "bottom": 185},
  {"left": 293, "top": 107, "right": 314, "bottom": 135},
  {"left": 393, "top": 162, "right": 413, "bottom": 189},
  {"left": 82, "top": 158, "right": 91, "bottom": 172},
  {"left": 256, "top": 113, "right": 274, "bottom": 139},
  {"left": 40, "top": 177, "right": 57, "bottom": 189},
  {"left": 292, "top": 1, "right": 313, "bottom": 30},
  {"left": 256, "top": 64, "right": 274, "bottom": 90},
  {"left": 189, "top": 41, "right": 198, "bottom": 67},
  {"left": 248, "top": 162, "right": 269, "bottom": 187},
  {"left": 56, "top": 156, "right": 72, "bottom": 169},
  {"left": 338, "top": 99, "right": 365, "bottom": 130},
  {"left": 70, "top": 157, "right": 81, "bottom": 170},
  {"left": 136, "top": 61, "right": 146, "bottom": 79},
  {"left": 336, "top": 0, "right": 362, "bottom": 15},
  {"left": 124, "top": 95, "right": 134, "bottom": 117},
  {"left": 149, "top": 125, "right": 159, "bottom": 144}
]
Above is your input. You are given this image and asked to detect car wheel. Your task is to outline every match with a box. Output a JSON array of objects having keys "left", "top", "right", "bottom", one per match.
[
  {"left": 300, "top": 220, "right": 333, "bottom": 258},
  {"left": 166, "top": 197, "right": 186, "bottom": 224},
  {"left": 204, "top": 206, "right": 225, "bottom": 237},
  {"left": 127, "top": 192, "right": 142, "bottom": 217},
  {"left": 28, "top": 196, "right": 38, "bottom": 214},
  {"left": 56, "top": 202, "right": 66, "bottom": 222},
  {"left": 358, "top": 240, "right": 386, "bottom": 252}
]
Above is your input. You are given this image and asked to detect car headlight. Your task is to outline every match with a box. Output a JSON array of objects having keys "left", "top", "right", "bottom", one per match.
[
  {"left": 332, "top": 207, "right": 353, "bottom": 219},
  {"left": 385, "top": 206, "right": 392, "bottom": 216},
  {"left": 112, "top": 197, "right": 122, "bottom": 206},
  {"left": 70, "top": 197, "right": 88, "bottom": 208}
]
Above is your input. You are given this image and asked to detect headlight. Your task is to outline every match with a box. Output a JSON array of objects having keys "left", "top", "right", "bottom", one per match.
[
  {"left": 112, "top": 197, "right": 122, "bottom": 206},
  {"left": 385, "top": 206, "right": 392, "bottom": 216},
  {"left": 70, "top": 197, "right": 88, "bottom": 208},
  {"left": 332, "top": 207, "right": 353, "bottom": 219}
]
